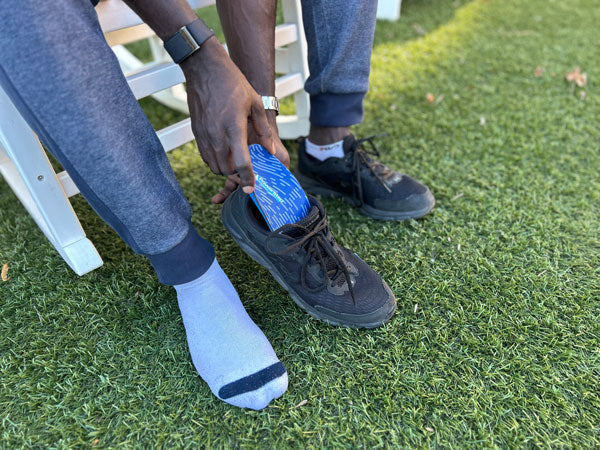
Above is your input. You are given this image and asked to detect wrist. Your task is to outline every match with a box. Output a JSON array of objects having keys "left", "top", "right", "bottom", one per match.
[
  {"left": 265, "top": 109, "right": 278, "bottom": 126},
  {"left": 179, "top": 36, "right": 223, "bottom": 75},
  {"left": 164, "top": 18, "right": 215, "bottom": 67}
]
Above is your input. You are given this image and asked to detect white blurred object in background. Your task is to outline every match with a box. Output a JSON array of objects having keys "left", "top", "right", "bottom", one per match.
[{"left": 377, "top": 0, "right": 402, "bottom": 21}]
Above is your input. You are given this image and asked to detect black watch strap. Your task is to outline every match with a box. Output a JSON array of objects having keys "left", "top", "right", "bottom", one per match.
[{"left": 163, "top": 19, "right": 214, "bottom": 64}]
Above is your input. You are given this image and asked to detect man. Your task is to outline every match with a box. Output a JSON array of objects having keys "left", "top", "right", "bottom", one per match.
[{"left": 0, "top": 0, "right": 432, "bottom": 410}]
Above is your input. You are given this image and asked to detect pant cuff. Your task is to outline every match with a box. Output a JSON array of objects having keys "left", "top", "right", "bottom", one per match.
[
  {"left": 147, "top": 223, "right": 215, "bottom": 286},
  {"left": 309, "top": 92, "right": 366, "bottom": 127}
]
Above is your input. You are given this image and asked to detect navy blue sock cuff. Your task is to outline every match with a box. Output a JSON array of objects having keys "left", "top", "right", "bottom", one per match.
[
  {"left": 147, "top": 223, "right": 215, "bottom": 286},
  {"left": 218, "top": 362, "right": 287, "bottom": 400},
  {"left": 309, "top": 92, "right": 366, "bottom": 127}
]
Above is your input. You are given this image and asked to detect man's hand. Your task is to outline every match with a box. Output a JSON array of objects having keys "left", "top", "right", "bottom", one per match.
[
  {"left": 181, "top": 38, "right": 276, "bottom": 193},
  {"left": 121, "top": 0, "right": 276, "bottom": 193},
  {"left": 210, "top": 0, "right": 286, "bottom": 202},
  {"left": 211, "top": 111, "right": 289, "bottom": 204},
  {"left": 255, "top": 111, "right": 290, "bottom": 169}
]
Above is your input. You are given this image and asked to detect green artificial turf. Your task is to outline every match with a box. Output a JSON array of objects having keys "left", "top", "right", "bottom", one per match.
[{"left": 1, "top": 0, "right": 599, "bottom": 447}]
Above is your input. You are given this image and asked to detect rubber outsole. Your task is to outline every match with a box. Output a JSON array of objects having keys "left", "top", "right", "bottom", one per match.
[
  {"left": 221, "top": 198, "right": 396, "bottom": 329},
  {"left": 294, "top": 170, "right": 435, "bottom": 221}
]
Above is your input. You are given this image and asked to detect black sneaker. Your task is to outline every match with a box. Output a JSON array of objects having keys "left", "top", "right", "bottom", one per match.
[
  {"left": 221, "top": 188, "right": 396, "bottom": 328},
  {"left": 294, "top": 134, "right": 435, "bottom": 220}
]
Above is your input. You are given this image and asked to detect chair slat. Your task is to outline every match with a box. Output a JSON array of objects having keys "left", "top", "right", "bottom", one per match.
[
  {"left": 274, "top": 73, "right": 304, "bottom": 98},
  {"left": 104, "top": 23, "right": 155, "bottom": 47},
  {"left": 107, "top": 22, "right": 298, "bottom": 52},
  {"left": 157, "top": 119, "right": 194, "bottom": 152},
  {"left": 127, "top": 63, "right": 185, "bottom": 100},
  {"left": 98, "top": 0, "right": 216, "bottom": 33},
  {"left": 274, "top": 24, "right": 298, "bottom": 48},
  {"left": 127, "top": 62, "right": 304, "bottom": 102},
  {"left": 57, "top": 117, "right": 194, "bottom": 197}
]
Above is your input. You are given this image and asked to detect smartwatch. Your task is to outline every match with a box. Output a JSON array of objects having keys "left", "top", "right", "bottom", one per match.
[{"left": 163, "top": 19, "right": 214, "bottom": 64}]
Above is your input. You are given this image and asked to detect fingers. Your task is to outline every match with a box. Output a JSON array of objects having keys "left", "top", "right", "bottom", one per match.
[
  {"left": 193, "top": 122, "right": 222, "bottom": 175},
  {"left": 198, "top": 147, "right": 220, "bottom": 175},
  {"left": 251, "top": 100, "right": 276, "bottom": 155},
  {"left": 226, "top": 121, "right": 255, "bottom": 194},
  {"left": 211, "top": 175, "right": 240, "bottom": 204},
  {"left": 215, "top": 145, "right": 236, "bottom": 176},
  {"left": 276, "top": 144, "right": 291, "bottom": 169},
  {"left": 198, "top": 130, "right": 235, "bottom": 176}
]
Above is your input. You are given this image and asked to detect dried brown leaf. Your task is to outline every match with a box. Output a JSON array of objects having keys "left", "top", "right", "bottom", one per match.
[
  {"left": 1, "top": 263, "right": 9, "bottom": 282},
  {"left": 534, "top": 66, "right": 545, "bottom": 77},
  {"left": 413, "top": 23, "right": 426, "bottom": 35},
  {"left": 426, "top": 93, "right": 435, "bottom": 103},
  {"left": 565, "top": 67, "right": 587, "bottom": 87}
]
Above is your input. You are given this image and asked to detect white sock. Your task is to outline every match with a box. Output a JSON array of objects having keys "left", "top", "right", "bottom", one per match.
[
  {"left": 305, "top": 138, "right": 345, "bottom": 161},
  {"left": 174, "top": 259, "right": 288, "bottom": 410}
]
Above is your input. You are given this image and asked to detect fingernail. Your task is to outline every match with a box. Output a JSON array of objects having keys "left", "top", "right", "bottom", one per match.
[{"left": 243, "top": 186, "right": 254, "bottom": 194}]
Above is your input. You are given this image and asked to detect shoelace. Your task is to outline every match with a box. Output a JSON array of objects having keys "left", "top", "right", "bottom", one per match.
[
  {"left": 265, "top": 212, "right": 357, "bottom": 304},
  {"left": 349, "top": 134, "right": 397, "bottom": 206}
]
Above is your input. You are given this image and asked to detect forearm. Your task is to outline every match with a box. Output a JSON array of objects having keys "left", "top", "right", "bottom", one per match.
[
  {"left": 121, "top": 0, "right": 228, "bottom": 85},
  {"left": 216, "top": 0, "right": 276, "bottom": 96},
  {"left": 210, "top": 0, "right": 290, "bottom": 201},
  {"left": 122, "top": 0, "right": 198, "bottom": 41}
]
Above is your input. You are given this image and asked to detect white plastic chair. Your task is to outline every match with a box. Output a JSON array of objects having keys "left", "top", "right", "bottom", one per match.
[
  {"left": 377, "top": 0, "right": 403, "bottom": 21},
  {"left": 106, "top": 0, "right": 402, "bottom": 124},
  {"left": 0, "top": 0, "right": 311, "bottom": 275}
]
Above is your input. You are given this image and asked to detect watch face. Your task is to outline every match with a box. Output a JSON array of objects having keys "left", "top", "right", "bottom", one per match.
[{"left": 164, "top": 20, "right": 214, "bottom": 64}]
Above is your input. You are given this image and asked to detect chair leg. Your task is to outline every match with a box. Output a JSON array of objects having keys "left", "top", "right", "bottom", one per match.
[
  {"left": 278, "top": 0, "right": 311, "bottom": 139},
  {"left": 112, "top": 42, "right": 190, "bottom": 114},
  {"left": 377, "top": 0, "right": 402, "bottom": 21},
  {"left": 0, "top": 87, "right": 102, "bottom": 276}
]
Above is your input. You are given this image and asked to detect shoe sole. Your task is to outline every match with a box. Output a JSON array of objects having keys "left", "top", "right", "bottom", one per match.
[
  {"left": 221, "top": 200, "right": 396, "bottom": 329},
  {"left": 294, "top": 170, "right": 435, "bottom": 221}
]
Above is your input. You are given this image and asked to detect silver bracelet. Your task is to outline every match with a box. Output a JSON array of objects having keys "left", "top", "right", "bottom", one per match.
[{"left": 261, "top": 96, "right": 279, "bottom": 116}]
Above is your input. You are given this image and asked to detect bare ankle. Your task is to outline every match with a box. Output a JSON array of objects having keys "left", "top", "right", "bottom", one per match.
[{"left": 308, "top": 125, "right": 350, "bottom": 145}]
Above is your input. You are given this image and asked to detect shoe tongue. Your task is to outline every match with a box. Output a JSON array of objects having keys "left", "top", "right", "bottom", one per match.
[
  {"left": 296, "top": 206, "right": 320, "bottom": 228},
  {"left": 278, "top": 206, "right": 321, "bottom": 238}
]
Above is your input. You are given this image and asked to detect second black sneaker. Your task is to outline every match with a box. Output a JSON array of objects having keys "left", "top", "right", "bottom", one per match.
[
  {"left": 221, "top": 188, "right": 396, "bottom": 328},
  {"left": 294, "top": 134, "right": 435, "bottom": 221}
]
